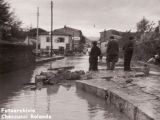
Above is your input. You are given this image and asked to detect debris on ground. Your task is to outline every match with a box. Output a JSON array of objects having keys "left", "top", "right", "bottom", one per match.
[
  {"left": 23, "top": 69, "right": 86, "bottom": 90},
  {"left": 125, "top": 79, "right": 133, "bottom": 84}
]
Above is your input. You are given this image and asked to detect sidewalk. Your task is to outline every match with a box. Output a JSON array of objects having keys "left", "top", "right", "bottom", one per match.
[
  {"left": 36, "top": 56, "right": 64, "bottom": 64},
  {"left": 76, "top": 58, "right": 160, "bottom": 120},
  {"left": 99, "top": 57, "right": 160, "bottom": 75}
]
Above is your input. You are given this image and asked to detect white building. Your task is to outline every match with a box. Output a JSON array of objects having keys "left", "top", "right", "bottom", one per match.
[
  {"left": 54, "top": 26, "right": 84, "bottom": 51},
  {"left": 39, "top": 31, "right": 73, "bottom": 54}
]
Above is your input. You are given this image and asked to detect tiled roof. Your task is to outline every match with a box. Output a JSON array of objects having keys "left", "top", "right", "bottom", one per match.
[
  {"left": 52, "top": 30, "right": 71, "bottom": 36},
  {"left": 54, "top": 26, "right": 82, "bottom": 37},
  {"left": 28, "top": 28, "right": 49, "bottom": 36}
]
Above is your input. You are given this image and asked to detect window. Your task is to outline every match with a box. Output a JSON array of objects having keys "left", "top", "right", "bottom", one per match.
[
  {"left": 57, "top": 37, "right": 65, "bottom": 43},
  {"left": 46, "top": 37, "right": 50, "bottom": 42},
  {"left": 46, "top": 46, "right": 50, "bottom": 50}
]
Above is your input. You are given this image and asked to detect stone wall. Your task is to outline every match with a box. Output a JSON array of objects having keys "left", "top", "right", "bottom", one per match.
[{"left": 0, "top": 43, "right": 35, "bottom": 74}]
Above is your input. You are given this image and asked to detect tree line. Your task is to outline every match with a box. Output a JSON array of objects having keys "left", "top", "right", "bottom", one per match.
[
  {"left": 119, "top": 17, "right": 160, "bottom": 61},
  {"left": 0, "top": 0, "right": 27, "bottom": 42}
]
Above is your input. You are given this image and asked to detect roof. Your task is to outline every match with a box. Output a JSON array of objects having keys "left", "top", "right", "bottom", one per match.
[
  {"left": 52, "top": 30, "right": 71, "bottom": 36},
  {"left": 56, "top": 26, "right": 80, "bottom": 32},
  {"left": 54, "top": 26, "right": 82, "bottom": 37},
  {"left": 28, "top": 28, "right": 49, "bottom": 36}
]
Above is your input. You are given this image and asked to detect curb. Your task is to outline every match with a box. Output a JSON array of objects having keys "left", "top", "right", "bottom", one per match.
[
  {"left": 76, "top": 80, "right": 157, "bottom": 120},
  {"left": 36, "top": 56, "right": 64, "bottom": 64}
]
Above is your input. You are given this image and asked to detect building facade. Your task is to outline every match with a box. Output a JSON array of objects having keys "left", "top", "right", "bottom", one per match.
[
  {"left": 26, "top": 27, "right": 85, "bottom": 55},
  {"left": 54, "top": 26, "right": 85, "bottom": 52},
  {"left": 39, "top": 31, "right": 73, "bottom": 54}
]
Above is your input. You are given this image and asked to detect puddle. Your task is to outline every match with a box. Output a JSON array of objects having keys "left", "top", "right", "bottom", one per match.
[
  {"left": 0, "top": 83, "right": 129, "bottom": 120},
  {"left": 0, "top": 56, "right": 129, "bottom": 120}
]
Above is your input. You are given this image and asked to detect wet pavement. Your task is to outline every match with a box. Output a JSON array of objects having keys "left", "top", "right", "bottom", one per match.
[
  {"left": 77, "top": 57, "right": 160, "bottom": 120},
  {"left": 36, "top": 56, "right": 64, "bottom": 64},
  {"left": 0, "top": 56, "right": 129, "bottom": 120}
]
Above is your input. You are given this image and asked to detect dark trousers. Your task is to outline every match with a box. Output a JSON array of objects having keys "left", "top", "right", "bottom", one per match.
[
  {"left": 89, "top": 57, "right": 98, "bottom": 71},
  {"left": 124, "top": 51, "right": 133, "bottom": 70},
  {"left": 106, "top": 54, "right": 118, "bottom": 70},
  {"left": 107, "top": 61, "right": 115, "bottom": 70}
]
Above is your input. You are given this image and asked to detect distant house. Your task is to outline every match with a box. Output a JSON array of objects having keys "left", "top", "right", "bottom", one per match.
[
  {"left": 24, "top": 28, "right": 49, "bottom": 47},
  {"left": 39, "top": 30, "right": 73, "bottom": 54},
  {"left": 26, "top": 26, "right": 84, "bottom": 54},
  {"left": 54, "top": 26, "right": 85, "bottom": 51},
  {"left": 100, "top": 29, "right": 121, "bottom": 42},
  {"left": 83, "top": 37, "right": 92, "bottom": 54},
  {"left": 99, "top": 29, "right": 121, "bottom": 55}
]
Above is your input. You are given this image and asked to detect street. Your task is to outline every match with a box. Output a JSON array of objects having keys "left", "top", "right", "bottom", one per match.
[{"left": 0, "top": 56, "right": 129, "bottom": 120}]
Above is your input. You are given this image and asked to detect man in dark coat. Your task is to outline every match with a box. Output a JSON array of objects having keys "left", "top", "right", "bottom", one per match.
[
  {"left": 89, "top": 41, "right": 101, "bottom": 71},
  {"left": 106, "top": 36, "right": 119, "bottom": 70},
  {"left": 123, "top": 36, "right": 134, "bottom": 71}
]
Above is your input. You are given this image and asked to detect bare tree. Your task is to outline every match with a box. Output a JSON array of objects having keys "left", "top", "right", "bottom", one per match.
[{"left": 136, "top": 17, "right": 155, "bottom": 34}]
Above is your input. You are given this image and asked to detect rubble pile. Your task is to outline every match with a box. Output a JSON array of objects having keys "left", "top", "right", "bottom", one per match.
[{"left": 35, "top": 69, "right": 86, "bottom": 85}]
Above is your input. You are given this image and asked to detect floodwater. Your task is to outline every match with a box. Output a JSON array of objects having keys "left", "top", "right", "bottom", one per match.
[{"left": 0, "top": 56, "right": 129, "bottom": 120}]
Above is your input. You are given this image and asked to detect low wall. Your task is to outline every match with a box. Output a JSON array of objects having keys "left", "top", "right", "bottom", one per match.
[
  {"left": 36, "top": 56, "right": 64, "bottom": 64},
  {"left": 76, "top": 80, "right": 156, "bottom": 120},
  {"left": 0, "top": 43, "right": 35, "bottom": 74}
]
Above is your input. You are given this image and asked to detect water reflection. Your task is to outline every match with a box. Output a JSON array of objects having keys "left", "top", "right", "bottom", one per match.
[
  {"left": 50, "top": 56, "right": 90, "bottom": 72},
  {"left": 0, "top": 56, "right": 129, "bottom": 120},
  {"left": 47, "top": 85, "right": 60, "bottom": 95},
  {"left": 76, "top": 89, "right": 129, "bottom": 120},
  {"left": 0, "top": 66, "right": 34, "bottom": 105},
  {"left": 0, "top": 81, "right": 129, "bottom": 120}
]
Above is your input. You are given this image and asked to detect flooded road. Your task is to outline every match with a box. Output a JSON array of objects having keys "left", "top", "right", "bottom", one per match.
[{"left": 0, "top": 56, "right": 129, "bottom": 120}]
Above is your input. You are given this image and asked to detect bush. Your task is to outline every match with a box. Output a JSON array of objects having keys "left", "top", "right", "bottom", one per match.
[{"left": 133, "top": 39, "right": 160, "bottom": 61}]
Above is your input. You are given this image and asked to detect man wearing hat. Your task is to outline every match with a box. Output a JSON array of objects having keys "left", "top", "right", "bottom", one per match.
[
  {"left": 106, "top": 36, "right": 119, "bottom": 70},
  {"left": 89, "top": 41, "right": 101, "bottom": 71}
]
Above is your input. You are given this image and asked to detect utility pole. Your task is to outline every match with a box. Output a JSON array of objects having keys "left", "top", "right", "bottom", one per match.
[
  {"left": 36, "top": 7, "right": 39, "bottom": 56},
  {"left": 50, "top": 0, "right": 53, "bottom": 57},
  {"left": 72, "top": 32, "right": 74, "bottom": 52},
  {"left": 159, "top": 21, "right": 160, "bottom": 33}
]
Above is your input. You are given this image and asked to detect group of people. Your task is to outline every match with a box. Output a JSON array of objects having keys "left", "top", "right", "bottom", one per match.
[{"left": 89, "top": 36, "right": 134, "bottom": 71}]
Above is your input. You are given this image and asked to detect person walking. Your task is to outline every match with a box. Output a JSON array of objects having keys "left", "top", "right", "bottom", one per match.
[
  {"left": 123, "top": 36, "right": 134, "bottom": 71},
  {"left": 106, "top": 36, "right": 119, "bottom": 70},
  {"left": 89, "top": 41, "right": 101, "bottom": 71}
]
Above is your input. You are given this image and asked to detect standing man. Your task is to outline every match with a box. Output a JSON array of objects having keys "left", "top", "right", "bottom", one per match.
[
  {"left": 106, "top": 36, "right": 119, "bottom": 70},
  {"left": 89, "top": 41, "right": 101, "bottom": 71},
  {"left": 123, "top": 36, "right": 134, "bottom": 71}
]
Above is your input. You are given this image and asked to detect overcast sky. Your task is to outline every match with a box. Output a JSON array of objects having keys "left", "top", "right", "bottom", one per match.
[{"left": 7, "top": 0, "right": 160, "bottom": 37}]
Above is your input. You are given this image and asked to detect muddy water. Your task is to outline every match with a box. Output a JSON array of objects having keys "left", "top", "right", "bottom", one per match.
[{"left": 0, "top": 56, "right": 129, "bottom": 120}]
